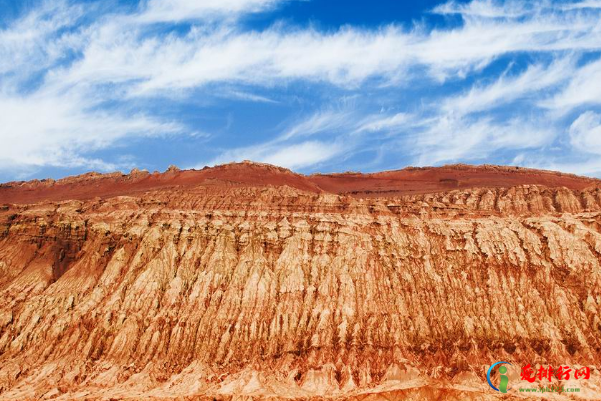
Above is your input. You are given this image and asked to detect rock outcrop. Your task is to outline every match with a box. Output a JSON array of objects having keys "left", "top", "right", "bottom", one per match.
[{"left": 0, "top": 162, "right": 600, "bottom": 400}]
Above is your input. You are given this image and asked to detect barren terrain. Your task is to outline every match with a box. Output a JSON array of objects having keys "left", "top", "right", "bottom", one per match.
[{"left": 0, "top": 162, "right": 600, "bottom": 400}]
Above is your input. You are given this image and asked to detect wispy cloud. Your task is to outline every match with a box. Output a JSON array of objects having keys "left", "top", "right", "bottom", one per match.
[
  {"left": 2, "top": 0, "right": 601, "bottom": 178},
  {"left": 433, "top": 0, "right": 533, "bottom": 19},
  {"left": 279, "top": 110, "right": 354, "bottom": 140},
  {"left": 443, "top": 57, "right": 573, "bottom": 115},
  {"left": 0, "top": 0, "right": 84, "bottom": 77},
  {"left": 546, "top": 57, "right": 601, "bottom": 111},
  {"left": 207, "top": 108, "right": 412, "bottom": 169},
  {"left": 569, "top": 111, "right": 601, "bottom": 154},
  {"left": 353, "top": 112, "right": 412, "bottom": 134},
  {"left": 561, "top": 1, "right": 601, "bottom": 10},
  {"left": 219, "top": 89, "right": 279, "bottom": 103},
  {"left": 50, "top": 10, "right": 601, "bottom": 93},
  {"left": 412, "top": 116, "right": 552, "bottom": 166},
  {"left": 137, "top": 0, "right": 286, "bottom": 23},
  {"left": 210, "top": 140, "right": 345, "bottom": 170},
  {"left": 208, "top": 109, "right": 354, "bottom": 168},
  {"left": 0, "top": 88, "right": 184, "bottom": 172},
  {"left": 504, "top": 111, "right": 601, "bottom": 176}
]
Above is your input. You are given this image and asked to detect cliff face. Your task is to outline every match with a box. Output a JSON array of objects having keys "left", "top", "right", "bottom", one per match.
[{"left": 0, "top": 163, "right": 600, "bottom": 400}]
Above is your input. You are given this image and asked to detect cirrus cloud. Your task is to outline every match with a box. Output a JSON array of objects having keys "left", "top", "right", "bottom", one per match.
[{"left": 2, "top": 0, "right": 601, "bottom": 180}]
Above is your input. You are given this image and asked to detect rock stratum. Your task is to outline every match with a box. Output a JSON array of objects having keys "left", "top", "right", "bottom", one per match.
[{"left": 0, "top": 162, "right": 600, "bottom": 400}]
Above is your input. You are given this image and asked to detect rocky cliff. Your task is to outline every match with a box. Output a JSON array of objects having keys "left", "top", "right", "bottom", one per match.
[{"left": 0, "top": 162, "right": 600, "bottom": 400}]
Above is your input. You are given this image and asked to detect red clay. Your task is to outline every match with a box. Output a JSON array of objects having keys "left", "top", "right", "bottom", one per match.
[
  {"left": 1, "top": 161, "right": 599, "bottom": 204},
  {"left": 310, "top": 164, "right": 601, "bottom": 197}
]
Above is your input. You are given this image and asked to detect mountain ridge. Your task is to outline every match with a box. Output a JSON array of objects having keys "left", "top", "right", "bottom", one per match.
[
  {"left": 1, "top": 161, "right": 599, "bottom": 205},
  {"left": 0, "top": 162, "right": 600, "bottom": 400}
]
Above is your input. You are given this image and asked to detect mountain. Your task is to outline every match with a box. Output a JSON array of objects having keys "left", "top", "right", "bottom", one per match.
[{"left": 0, "top": 162, "right": 600, "bottom": 400}]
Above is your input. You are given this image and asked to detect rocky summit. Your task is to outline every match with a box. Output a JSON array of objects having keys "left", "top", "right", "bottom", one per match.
[{"left": 0, "top": 161, "right": 600, "bottom": 400}]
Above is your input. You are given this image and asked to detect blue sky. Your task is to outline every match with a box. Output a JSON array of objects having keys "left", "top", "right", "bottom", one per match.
[{"left": 2, "top": 0, "right": 601, "bottom": 182}]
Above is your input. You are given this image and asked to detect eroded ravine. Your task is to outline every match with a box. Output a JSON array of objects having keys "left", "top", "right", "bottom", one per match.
[{"left": 0, "top": 166, "right": 600, "bottom": 400}]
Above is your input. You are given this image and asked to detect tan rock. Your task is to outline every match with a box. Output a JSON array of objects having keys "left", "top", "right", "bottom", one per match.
[{"left": 0, "top": 163, "right": 600, "bottom": 399}]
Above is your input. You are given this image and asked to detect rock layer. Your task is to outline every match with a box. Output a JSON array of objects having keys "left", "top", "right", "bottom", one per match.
[
  {"left": 1, "top": 161, "right": 599, "bottom": 204},
  {"left": 0, "top": 163, "right": 600, "bottom": 400}
]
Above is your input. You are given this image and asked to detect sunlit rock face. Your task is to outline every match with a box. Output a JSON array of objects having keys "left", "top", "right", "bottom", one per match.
[{"left": 0, "top": 163, "right": 600, "bottom": 400}]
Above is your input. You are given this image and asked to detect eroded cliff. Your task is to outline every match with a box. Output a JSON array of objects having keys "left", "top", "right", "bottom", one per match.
[{"left": 0, "top": 163, "right": 600, "bottom": 400}]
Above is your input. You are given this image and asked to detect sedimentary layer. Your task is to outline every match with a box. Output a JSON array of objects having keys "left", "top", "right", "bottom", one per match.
[{"left": 0, "top": 163, "right": 600, "bottom": 400}]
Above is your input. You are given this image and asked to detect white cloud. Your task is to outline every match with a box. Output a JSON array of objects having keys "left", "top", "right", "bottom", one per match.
[
  {"left": 207, "top": 109, "right": 360, "bottom": 169},
  {"left": 220, "top": 89, "right": 278, "bottom": 103},
  {"left": 137, "top": 0, "right": 285, "bottom": 23},
  {"left": 46, "top": 2, "right": 601, "bottom": 95},
  {"left": 3, "top": 0, "right": 601, "bottom": 177},
  {"left": 354, "top": 113, "right": 411, "bottom": 134},
  {"left": 207, "top": 108, "right": 410, "bottom": 170},
  {"left": 260, "top": 141, "right": 344, "bottom": 169},
  {"left": 478, "top": 112, "right": 601, "bottom": 177},
  {"left": 210, "top": 140, "right": 344, "bottom": 170},
  {"left": 0, "top": 0, "right": 84, "bottom": 77},
  {"left": 280, "top": 110, "right": 354, "bottom": 140},
  {"left": 433, "top": 0, "right": 532, "bottom": 19},
  {"left": 525, "top": 155, "right": 601, "bottom": 177},
  {"left": 569, "top": 111, "right": 601, "bottom": 154},
  {"left": 0, "top": 89, "right": 183, "bottom": 172},
  {"left": 443, "top": 58, "right": 573, "bottom": 115},
  {"left": 413, "top": 116, "right": 553, "bottom": 166},
  {"left": 562, "top": 1, "right": 601, "bottom": 10},
  {"left": 547, "top": 58, "right": 601, "bottom": 111},
  {"left": 56, "top": 26, "right": 413, "bottom": 95}
]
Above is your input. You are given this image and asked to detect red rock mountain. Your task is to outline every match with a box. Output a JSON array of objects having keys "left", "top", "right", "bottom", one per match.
[{"left": 0, "top": 161, "right": 600, "bottom": 400}]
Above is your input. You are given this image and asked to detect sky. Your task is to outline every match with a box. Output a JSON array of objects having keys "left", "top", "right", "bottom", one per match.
[{"left": 2, "top": 0, "right": 601, "bottom": 182}]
